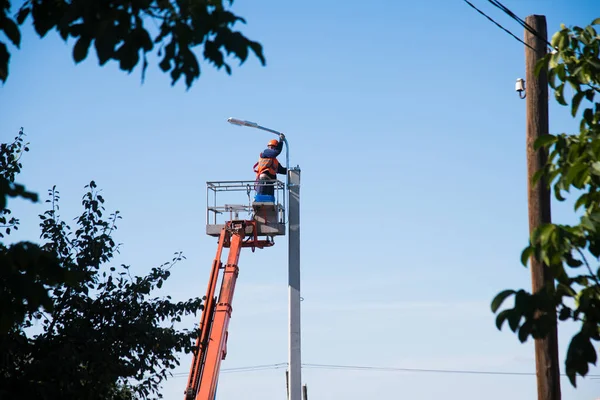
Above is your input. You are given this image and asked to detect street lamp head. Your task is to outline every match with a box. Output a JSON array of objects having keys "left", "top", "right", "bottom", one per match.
[
  {"left": 227, "top": 117, "right": 258, "bottom": 128},
  {"left": 226, "top": 116, "right": 290, "bottom": 189}
]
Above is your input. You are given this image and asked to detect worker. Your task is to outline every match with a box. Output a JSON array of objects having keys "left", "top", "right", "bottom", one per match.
[{"left": 254, "top": 134, "right": 287, "bottom": 197}]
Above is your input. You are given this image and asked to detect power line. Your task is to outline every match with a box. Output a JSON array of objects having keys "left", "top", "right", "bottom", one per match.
[
  {"left": 462, "top": 0, "right": 534, "bottom": 50},
  {"left": 303, "top": 363, "right": 600, "bottom": 378},
  {"left": 486, "top": 0, "right": 554, "bottom": 49},
  {"left": 167, "top": 362, "right": 600, "bottom": 378},
  {"left": 170, "top": 363, "right": 288, "bottom": 377},
  {"left": 221, "top": 363, "right": 288, "bottom": 374},
  {"left": 304, "top": 363, "right": 536, "bottom": 376}
]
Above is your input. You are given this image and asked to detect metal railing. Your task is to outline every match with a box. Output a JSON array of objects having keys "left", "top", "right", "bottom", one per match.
[{"left": 206, "top": 180, "right": 286, "bottom": 227}]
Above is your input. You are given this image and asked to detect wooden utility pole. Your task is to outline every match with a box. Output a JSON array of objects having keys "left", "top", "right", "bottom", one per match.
[{"left": 524, "top": 14, "right": 561, "bottom": 400}]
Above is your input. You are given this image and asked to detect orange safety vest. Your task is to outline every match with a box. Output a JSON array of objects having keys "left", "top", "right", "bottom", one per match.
[{"left": 253, "top": 155, "right": 279, "bottom": 178}]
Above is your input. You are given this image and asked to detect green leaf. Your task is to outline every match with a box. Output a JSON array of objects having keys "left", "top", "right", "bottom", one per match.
[
  {"left": 591, "top": 162, "right": 600, "bottom": 176},
  {"left": 16, "top": 7, "right": 30, "bottom": 25},
  {"left": 535, "top": 54, "right": 550, "bottom": 77},
  {"left": 567, "top": 76, "right": 580, "bottom": 92},
  {"left": 521, "top": 246, "right": 534, "bottom": 266},
  {"left": 531, "top": 168, "right": 546, "bottom": 186},
  {"left": 571, "top": 91, "right": 585, "bottom": 117},
  {"left": 518, "top": 319, "right": 532, "bottom": 342},
  {"left": 495, "top": 309, "right": 511, "bottom": 330},
  {"left": 581, "top": 215, "right": 596, "bottom": 232},
  {"left": 585, "top": 89, "right": 595, "bottom": 101},
  {"left": 558, "top": 30, "right": 568, "bottom": 50},
  {"left": 507, "top": 310, "right": 521, "bottom": 332},
  {"left": 2, "top": 17, "right": 21, "bottom": 47},
  {"left": 534, "top": 134, "right": 558, "bottom": 150},
  {"left": 491, "top": 290, "right": 516, "bottom": 312},
  {"left": 549, "top": 51, "right": 560, "bottom": 69},
  {"left": 73, "top": 37, "right": 91, "bottom": 63},
  {"left": 0, "top": 42, "right": 8, "bottom": 82},
  {"left": 588, "top": 58, "right": 600, "bottom": 71},
  {"left": 550, "top": 30, "right": 562, "bottom": 48},
  {"left": 585, "top": 25, "right": 597, "bottom": 38},
  {"left": 135, "top": 27, "right": 153, "bottom": 52},
  {"left": 588, "top": 212, "right": 600, "bottom": 225},
  {"left": 116, "top": 39, "right": 139, "bottom": 71},
  {"left": 555, "top": 83, "right": 568, "bottom": 106},
  {"left": 565, "top": 253, "right": 583, "bottom": 268},
  {"left": 574, "top": 193, "right": 588, "bottom": 211},
  {"left": 590, "top": 242, "right": 600, "bottom": 258},
  {"left": 559, "top": 307, "right": 571, "bottom": 321},
  {"left": 565, "top": 332, "right": 596, "bottom": 387},
  {"left": 548, "top": 67, "right": 557, "bottom": 88},
  {"left": 565, "top": 162, "right": 588, "bottom": 187},
  {"left": 583, "top": 108, "right": 594, "bottom": 126},
  {"left": 592, "top": 18, "right": 600, "bottom": 25},
  {"left": 534, "top": 224, "right": 555, "bottom": 244},
  {"left": 556, "top": 64, "right": 566, "bottom": 81}
]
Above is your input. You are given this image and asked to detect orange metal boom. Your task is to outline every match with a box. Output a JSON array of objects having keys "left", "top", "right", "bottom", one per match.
[{"left": 185, "top": 220, "right": 272, "bottom": 400}]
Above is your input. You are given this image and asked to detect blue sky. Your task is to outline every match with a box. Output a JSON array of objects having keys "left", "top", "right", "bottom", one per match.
[{"left": 2, "top": 0, "right": 600, "bottom": 399}]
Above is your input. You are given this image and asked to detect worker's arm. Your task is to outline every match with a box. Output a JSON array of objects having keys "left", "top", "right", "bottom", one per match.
[
  {"left": 262, "top": 143, "right": 283, "bottom": 158},
  {"left": 262, "top": 134, "right": 285, "bottom": 158},
  {"left": 271, "top": 138, "right": 284, "bottom": 156},
  {"left": 276, "top": 134, "right": 286, "bottom": 174}
]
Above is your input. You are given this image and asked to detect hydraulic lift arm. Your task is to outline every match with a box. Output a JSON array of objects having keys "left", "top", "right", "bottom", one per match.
[{"left": 185, "top": 220, "right": 272, "bottom": 400}]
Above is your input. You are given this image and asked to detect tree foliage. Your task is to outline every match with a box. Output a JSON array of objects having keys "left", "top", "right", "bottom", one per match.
[
  {"left": 0, "top": 129, "right": 53, "bottom": 334},
  {"left": 492, "top": 18, "right": 600, "bottom": 387},
  {"left": 0, "top": 132, "right": 204, "bottom": 399},
  {"left": 0, "top": 0, "right": 265, "bottom": 87},
  {"left": 0, "top": 128, "right": 37, "bottom": 213}
]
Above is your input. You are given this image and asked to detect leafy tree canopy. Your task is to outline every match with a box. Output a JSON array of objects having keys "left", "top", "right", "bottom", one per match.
[
  {"left": 0, "top": 0, "right": 265, "bottom": 87},
  {"left": 492, "top": 18, "right": 600, "bottom": 387},
  {"left": 0, "top": 130, "right": 204, "bottom": 399}
]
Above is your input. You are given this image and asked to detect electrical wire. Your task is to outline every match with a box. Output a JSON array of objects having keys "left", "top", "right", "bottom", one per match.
[
  {"left": 462, "top": 0, "right": 534, "bottom": 50},
  {"left": 170, "top": 363, "right": 288, "bottom": 377},
  {"left": 167, "top": 362, "right": 600, "bottom": 378},
  {"left": 220, "top": 363, "right": 288, "bottom": 374},
  {"left": 302, "top": 363, "right": 600, "bottom": 378},
  {"left": 303, "top": 363, "right": 536, "bottom": 376},
  {"left": 486, "top": 0, "right": 554, "bottom": 49}
]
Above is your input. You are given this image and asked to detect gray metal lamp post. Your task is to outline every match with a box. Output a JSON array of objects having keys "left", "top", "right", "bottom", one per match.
[{"left": 227, "top": 117, "right": 302, "bottom": 400}]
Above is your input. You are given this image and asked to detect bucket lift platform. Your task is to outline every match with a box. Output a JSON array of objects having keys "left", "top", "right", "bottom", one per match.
[
  {"left": 187, "top": 175, "right": 298, "bottom": 400},
  {"left": 206, "top": 180, "right": 286, "bottom": 239}
]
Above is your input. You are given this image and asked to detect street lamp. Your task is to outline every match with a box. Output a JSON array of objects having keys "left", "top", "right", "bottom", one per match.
[
  {"left": 227, "top": 117, "right": 290, "bottom": 188},
  {"left": 227, "top": 117, "right": 302, "bottom": 400}
]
